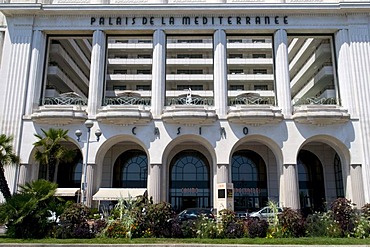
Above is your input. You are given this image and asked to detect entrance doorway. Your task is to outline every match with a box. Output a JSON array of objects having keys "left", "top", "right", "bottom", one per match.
[{"left": 169, "top": 150, "right": 211, "bottom": 212}]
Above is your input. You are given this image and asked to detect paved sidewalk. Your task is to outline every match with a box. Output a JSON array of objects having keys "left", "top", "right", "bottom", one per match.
[{"left": 0, "top": 245, "right": 369, "bottom": 247}]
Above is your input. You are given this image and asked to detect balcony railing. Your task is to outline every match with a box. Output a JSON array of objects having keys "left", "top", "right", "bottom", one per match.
[
  {"left": 42, "top": 95, "right": 88, "bottom": 106},
  {"left": 166, "top": 94, "right": 214, "bottom": 106},
  {"left": 229, "top": 94, "right": 275, "bottom": 105},
  {"left": 104, "top": 95, "right": 151, "bottom": 106},
  {"left": 293, "top": 97, "right": 338, "bottom": 106}
]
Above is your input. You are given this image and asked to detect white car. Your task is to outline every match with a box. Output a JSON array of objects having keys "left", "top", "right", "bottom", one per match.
[{"left": 248, "top": 206, "right": 283, "bottom": 220}]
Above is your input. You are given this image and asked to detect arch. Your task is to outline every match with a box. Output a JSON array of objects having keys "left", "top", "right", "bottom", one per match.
[
  {"left": 93, "top": 135, "right": 149, "bottom": 190},
  {"left": 169, "top": 149, "right": 211, "bottom": 212},
  {"left": 232, "top": 150, "right": 268, "bottom": 212},
  {"left": 112, "top": 149, "right": 148, "bottom": 188},
  {"left": 298, "top": 149, "right": 326, "bottom": 213},
  {"left": 299, "top": 135, "right": 350, "bottom": 204},
  {"left": 231, "top": 134, "right": 283, "bottom": 173}
]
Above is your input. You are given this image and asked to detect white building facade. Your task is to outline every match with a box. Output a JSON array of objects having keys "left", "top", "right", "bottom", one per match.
[{"left": 0, "top": 0, "right": 370, "bottom": 213}]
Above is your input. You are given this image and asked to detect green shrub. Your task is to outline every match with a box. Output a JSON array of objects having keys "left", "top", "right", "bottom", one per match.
[
  {"left": 353, "top": 215, "right": 370, "bottom": 239},
  {"left": 278, "top": 208, "right": 306, "bottom": 238},
  {"left": 0, "top": 179, "right": 63, "bottom": 239},
  {"left": 244, "top": 218, "right": 269, "bottom": 238},
  {"left": 55, "top": 203, "right": 93, "bottom": 239},
  {"left": 218, "top": 209, "right": 244, "bottom": 238},
  {"left": 195, "top": 215, "right": 218, "bottom": 239},
  {"left": 331, "top": 198, "right": 356, "bottom": 237},
  {"left": 103, "top": 220, "right": 129, "bottom": 238},
  {"left": 305, "top": 211, "right": 341, "bottom": 237}
]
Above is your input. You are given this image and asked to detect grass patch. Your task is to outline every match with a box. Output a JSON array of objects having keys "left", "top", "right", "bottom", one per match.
[{"left": 1, "top": 237, "right": 370, "bottom": 245}]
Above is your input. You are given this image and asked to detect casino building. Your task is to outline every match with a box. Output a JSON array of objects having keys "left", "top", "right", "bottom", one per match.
[{"left": 1, "top": 0, "right": 370, "bottom": 213}]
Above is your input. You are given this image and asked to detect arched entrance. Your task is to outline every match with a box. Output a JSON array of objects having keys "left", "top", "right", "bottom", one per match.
[
  {"left": 169, "top": 150, "right": 211, "bottom": 212},
  {"left": 298, "top": 150, "right": 325, "bottom": 213},
  {"left": 231, "top": 150, "right": 268, "bottom": 212},
  {"left": 56, "top": 152, "right": 83, "bottom": 188},
  {"left": 113, "top": 150, "right": 148, "bottom": 188}
]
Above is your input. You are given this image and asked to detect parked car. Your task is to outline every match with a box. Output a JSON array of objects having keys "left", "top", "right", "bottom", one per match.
[
  {"left": 235, "top": 211, "right": 248, "bottom": 219},
  {"left": 177, "top": 208, "right": 214, "bottom": 221},
  {"left": 248, "top": 206, "right": 283, "bottom": 220}
]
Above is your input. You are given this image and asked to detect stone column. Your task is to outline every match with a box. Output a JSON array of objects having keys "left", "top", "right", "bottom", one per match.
[
  {"left": 274, "top": 29, "right": 292, "bottom": 118},
  {"left": 351, "top": 164, "right": 365, "bottom": 208},
  {"left": 151, "top": 29, "right": 166, "bottom": 118},
  {"left": 17, "top": 163, "right": 30, "bottom": 187},
  {"left": 148, "top": 163, "right": 161, "bottom": 203},
  {"left": 217, "top": 163, "right": 229, "bottom": 183},
  {"left": 283, "top": 164, "right": 299, "bottom": 209},
  {"left": 348, "top": 25, "right": 370, "bottom": 201},
  {"left": 24, "top": 30, "right": 47, "bottom": 116},
  {"left": 335, "top": 29, "right": 357, "bottom": 117},
  {"left": 0, "top": 19, "right": 34, "bottom": 195},
  {"left": 85, "top": 163, "right": 95, "bottom": 207},
  {"left": 213, "top": 29, "right": 228, "bottom": 118},
  {"left": 87, "top": 30, "right": 106, "bottom": 117}
]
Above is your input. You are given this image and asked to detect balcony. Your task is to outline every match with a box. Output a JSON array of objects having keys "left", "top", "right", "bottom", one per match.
[
  {"left": 31, "top": 92, "right": 88, "bottom": 125},
  {"left": 162, "top": 93, "right": 216, "bottom": 125},
  {"left": 227, "top": 93, "right": 282, "bottom": 125},
  {"left": 97, "top": 91, "right": 151, "bottom": 125},
  {"left": 293, "top": 97, "right": 349, "bottom": 125}
]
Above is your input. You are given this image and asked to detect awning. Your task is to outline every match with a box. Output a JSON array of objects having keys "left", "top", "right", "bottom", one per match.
[
  {"left": 92, "top": 188, "right": 147, "bottom": 201},
  {"left": 55, "top": 188, "right": 80, "bottom": 197}
]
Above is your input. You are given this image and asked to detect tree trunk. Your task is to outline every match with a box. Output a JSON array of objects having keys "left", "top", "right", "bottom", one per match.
[
  {"left": 48, "top": 157, "right": 56, "bottom": 182},
  {"left": 0, "top": 164, "right": 11, "bottom": 200}
]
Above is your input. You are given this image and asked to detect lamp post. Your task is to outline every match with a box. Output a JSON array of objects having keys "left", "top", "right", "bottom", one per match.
[{"left": 75, "top": 120, "right": 102, "bottom": 206}]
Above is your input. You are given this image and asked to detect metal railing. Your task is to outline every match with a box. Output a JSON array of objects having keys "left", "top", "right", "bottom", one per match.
[
  {"left": 166, "top": 95, "right": 214, "bottom": 106},
  {"left": 43, "top": 96, "right": 88, "bottom": 106},
  {"left": 228, "top": 96, "right": 275, "bottom": 106},
  {"left": 104, "top": 96, "right": 151, "bottom": 106},
  {"left": 293, "top": 97, "right": 338, "bottom": 106}
]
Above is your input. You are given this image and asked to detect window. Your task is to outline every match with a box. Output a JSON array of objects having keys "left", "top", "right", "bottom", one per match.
[
  {"left": 113, "top": 150, "right": 148, "bottom": 188},
  {"left": 334, "top": 154, "right": 344, "bottom": 198},
  {"left": 114, "top": 55, "right": 128, "bottom": 59},
  {"left": 177, "top": 54, "right": 203, "bottom": 58},
  {"left": 137, "top": 54, "right": 152, "bottom": 59},
  {"left": 253, "top": 54, "right": 267, "bottom": 58},
  {"left": 232, "top": 150, "right": 268, "bottom": 212},
  {"left": 136, "top": 85, "right": 151, "bottom": 90},
  {"left": 178, "top": 39, "right": 203, "bottom": 43},
  {"left": 254, "top": 85, "right": 268, "bottom": 90},
  {"left": 137, "top": 70, "right": 151, "bottom": 74},
  {"left": 229, "top": 54, "right": 243, "bottom": 58},
  {"left": 138, "top": 39, "right": 152, "bottom": 43},
  {"left": 116, "top": 40, "right": 129, "bottom": 43},
  {"left": 252, "top": 39, "right": 265, "bottom": 43},
  {"left": 177, "top": 69, "right": 203, "bottom": 74},
  {"left": 113, "top": 70, "right": 127, "bottom": 74},
  {"left": 228, "top": 39, "right": 243, "bottom": 43},
  {"left": 177, "top": 85, "right": 203, "bottom": 90},
  {"left": 230, "top": 69, "right": 244, "bottom": 74},
  {"left": 230, "top": 85, "right": 244, "bottom": 90},
  {"left": 113, "top": 85, "right": 126, "bottom": 90},
  {"left": 253, "top": 69, "right": 267, "bottom": 74}
]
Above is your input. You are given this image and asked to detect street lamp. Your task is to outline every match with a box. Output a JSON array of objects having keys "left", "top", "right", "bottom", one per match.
[{"left": 75, "top": 120, "right": 101, "bottom": 206}]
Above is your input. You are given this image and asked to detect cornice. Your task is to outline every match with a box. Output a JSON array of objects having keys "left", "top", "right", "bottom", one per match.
[{"left": 1, "top": 3, "right": 370, "bottom": 16}]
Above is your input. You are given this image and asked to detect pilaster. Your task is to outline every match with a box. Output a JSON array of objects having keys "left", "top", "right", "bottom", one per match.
[
  {"left": 148, "top": 163, "right": 161, "bottom": 203},
  {"left": 350, "top": 164, "right": 365, "bottom": 208},
  {"left": 335, "top": 29, "right": 357, "bottom": 117},
  {"left": 217, "top": 163, "right": 229, "bottom": 183},
  {"left": 85, "top": 163, "right": 95, "bottom": 207},
  {"left": 274, "top": 29, "right": 292, "bottom": 118},
  {"left": 87, "top": 30, "right": 106, "bottom": 117},
  {"left": 283, "top": 163, "right": 299, "bottom": 209},
  {"left": 25, "top": 30, "right": 47, "bottom": 116},
  {"left": 151, "top": 29, "right": 166, "bottom": 118},
  {"left": 18, "top": 163, "right": 30, "bottom": 187},
  {"left": 348, "top": 26, "right": 370, "bottom": 202},
  {"left": 213, "top": 29, "right": 228, "bottom": 118},
  {"left": 0, "top": 19, "right": 34, "bottom": 195}
]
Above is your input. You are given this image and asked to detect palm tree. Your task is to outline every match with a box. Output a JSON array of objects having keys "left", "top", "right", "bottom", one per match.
[
  {"left": 0, "top": 134, "right": 19, "bottom": 201},
  {"left": 33, "top": 128, "right": 75, "bottom": 182}
]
